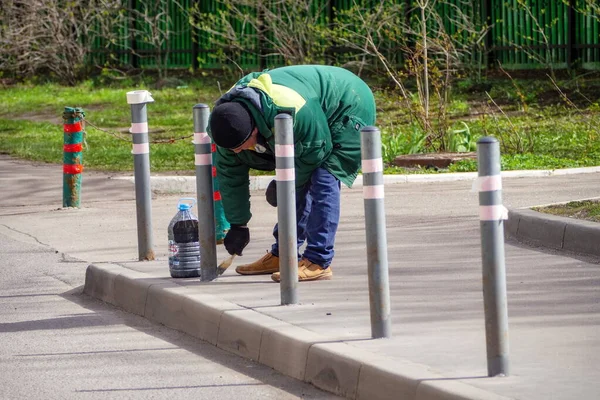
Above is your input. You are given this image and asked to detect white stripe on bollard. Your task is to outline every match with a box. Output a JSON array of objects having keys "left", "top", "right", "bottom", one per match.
[
  {"left": 275, "top": 144, "right": 295, "bottom": 157},
  {"left": 472, "top": 175, "right": 503, "bottom": 192},
  {"left": 276, "top": 168, "right": 295, "bottom": 181},
  {"left": 193, "top": 132, "right": 212, "bottom": 144},
  {"left": 479, "top": 205, "right": 509, "bottom": 221},
  {"left": 131, "top": 143, "right": 150, "bottom": 154},
  {"left": 361, "top": 157, "right": 383, "bottom": 173},
  {"left": 195, "top": 153, "right": 212, "bottom": 166},
  {"left": 130, "top": 122, "right": 148, "bottom": 134},
  {"left": 363, "top": 184, "right": 385, "bottom": 199}
]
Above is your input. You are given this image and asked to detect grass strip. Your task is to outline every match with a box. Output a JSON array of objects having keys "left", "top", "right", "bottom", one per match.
[{"left": 534, "top": 200, "right": 600, "bottom": 223}]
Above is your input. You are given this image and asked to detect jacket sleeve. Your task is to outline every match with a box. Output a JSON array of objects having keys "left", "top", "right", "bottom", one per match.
[
  {"left": 291, "top": 100, "right": 333, "bottom": 187},
  {"left": 214, "top": 147, "right": 252, "bottom": 225}
]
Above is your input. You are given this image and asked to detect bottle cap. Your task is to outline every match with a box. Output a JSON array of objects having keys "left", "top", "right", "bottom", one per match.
[{"left": 177, "top": 197, "right": 196, "bottom": 211}]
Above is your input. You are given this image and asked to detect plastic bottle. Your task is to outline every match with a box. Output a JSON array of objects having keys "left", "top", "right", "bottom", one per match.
[{"left": 168, "top": 198, "right": 200, "bottom": 278}]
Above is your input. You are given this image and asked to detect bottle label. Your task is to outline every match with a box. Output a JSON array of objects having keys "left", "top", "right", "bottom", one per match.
[{"left": 168, "top": 240, "right": 179, "bottom": 265}]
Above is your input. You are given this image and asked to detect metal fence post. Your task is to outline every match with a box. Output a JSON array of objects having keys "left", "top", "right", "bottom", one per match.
[
  {"left": 275, "top": 113, "right": 298, "bottom": 305},
  {"left": 361, "top": 126, "right": 392, "bottom": 339},
  {"left": 62, "top": 107, "right": 85, "bottom": 208},
  {"left": 476, "top": 136, "right": 510, "bottom": 377},
  {"left": 126, "top": 90, "right": 155, "bottom": 261},
  {"left": 193, "top": 104, "right": 217, "bottom": 281}
]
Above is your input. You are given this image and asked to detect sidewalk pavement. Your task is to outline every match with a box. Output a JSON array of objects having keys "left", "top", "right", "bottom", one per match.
[{"left": 1, "top": 154, "right": 599, "bottom": 400}]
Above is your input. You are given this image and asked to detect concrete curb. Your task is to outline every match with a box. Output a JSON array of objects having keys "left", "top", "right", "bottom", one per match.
[
  {"left": 110, "top": 166, "right": 600, "bottom": 194},
  {"left": 506, "top": 208, "right": 600, "bottom": 258},
  {"left": 83, "top": 263, "right": 512, "bottom": 400}
]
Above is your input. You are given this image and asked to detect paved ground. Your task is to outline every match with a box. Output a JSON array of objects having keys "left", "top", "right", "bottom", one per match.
[
  {"left": 0, "top": 156, "right": 341, "bottom": 400},
  {"left": 0, "top": 231, "right": 341, "bottom": 400},
  {"left": 1, "top": 154, "right": 599, "bottom": 399}
]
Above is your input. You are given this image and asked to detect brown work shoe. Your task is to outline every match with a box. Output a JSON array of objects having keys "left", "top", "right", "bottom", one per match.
[
  {"left": 271, "top": 258, "right": 333, "bottom": 282},
  {"left": 235, "top": 251, "right": 279, "bottom": 275}
]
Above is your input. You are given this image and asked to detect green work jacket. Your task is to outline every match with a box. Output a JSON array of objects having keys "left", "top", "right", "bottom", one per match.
[{"left": 208, "top": 65, "right": 376, "bottom": 225}]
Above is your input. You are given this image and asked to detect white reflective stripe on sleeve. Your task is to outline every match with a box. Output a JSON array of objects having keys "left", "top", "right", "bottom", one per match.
[
  {"left": 193, "top": 132, "right": 211, "bottom": 144},
  {"left": 361, "top": 158, "right": 383, "bottom": 173},
  {"left": 363, "top": 185, "right": 385, "bottom": 199},
  {"left": 130, "top": 122, "right": 148, "bottom": 134},
  {"left": 479, "top": 205, "right": 509, "bottom": 221},
  {"left": 195, "top": 153, "right": 212, "bottom": 166},
  {"left": 472, "top": 175, "right": 502, "bottom": 192},
  {"left": 276, "top": 168, "right": 295, "bottom": 181},
  {"left": 275, "top": 144, "right": 295, "bottom": 157},
  {"left": 131, "top": 143, "right": 149, "bottom": 154}
]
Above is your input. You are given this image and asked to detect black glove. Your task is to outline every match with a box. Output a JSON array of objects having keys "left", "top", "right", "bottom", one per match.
[
  {"left": 224, "top": 225, "right": 250, "bottom": 256},
  {"left": 266, "top": 179, "right": 277, "bottom": 207}
]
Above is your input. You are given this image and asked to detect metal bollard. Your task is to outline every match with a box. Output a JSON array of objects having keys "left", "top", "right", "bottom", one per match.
[
  {"left": 476, "top": 136, "right": 510, "bottom": 377},
  {"left": 275, "top": 114, "right": 298, "bottom": 305},
  {"left": 126, "top": 90, "right": 155, "bottom": 261},
  {"left": 361, "top": 126, "right": 392, "bottom": 339},
  {"left": 193, "top": 104, "right": 217, "bottom": 281},
  {"left": 62, "top": 107, "right": 85, "bottom": 208}
]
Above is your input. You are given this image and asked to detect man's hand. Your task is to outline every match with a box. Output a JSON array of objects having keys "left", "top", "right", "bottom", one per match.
[
  {"left": 266, "top": 179, "right": 277, "bottom": 207},
  {"left": 224, "top": 225, "right": 250, "bottom": 255}
]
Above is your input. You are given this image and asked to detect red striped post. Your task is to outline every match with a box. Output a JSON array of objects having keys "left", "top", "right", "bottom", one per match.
[{"left": 62, "top": 107, "right": 85, "bottom": 207}]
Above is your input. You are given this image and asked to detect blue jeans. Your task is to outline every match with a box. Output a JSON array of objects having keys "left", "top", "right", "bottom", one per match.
[{"left": 271, "top": 167, "right": 340, "bottom": 268}]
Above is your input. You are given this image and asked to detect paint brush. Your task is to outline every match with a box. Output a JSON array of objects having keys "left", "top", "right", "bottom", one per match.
[{"left": 216, "top": 254, "right": 236, "bottom": 275}]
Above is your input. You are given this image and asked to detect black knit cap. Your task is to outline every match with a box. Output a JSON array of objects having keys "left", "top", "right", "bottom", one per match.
[{"left": 209, "top": 102, "right": 255, "bottom": 149}]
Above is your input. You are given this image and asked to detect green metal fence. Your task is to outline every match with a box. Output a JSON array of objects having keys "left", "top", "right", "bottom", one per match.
[
  {"left": 89, "top": 0, "right": 600, "bottom": 71},
  {"left": 489, "top": 0, "right": 600, "bottom": 69}
]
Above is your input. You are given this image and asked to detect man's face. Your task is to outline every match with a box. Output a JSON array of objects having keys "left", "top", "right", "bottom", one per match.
[{"left": 231, "top": 127, "right": 258, "bottom": 153}]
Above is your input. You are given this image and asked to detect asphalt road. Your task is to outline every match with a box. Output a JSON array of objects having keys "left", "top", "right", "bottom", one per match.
[{"left": 0, "top": 230, "right": 340, "bottom": 400}]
